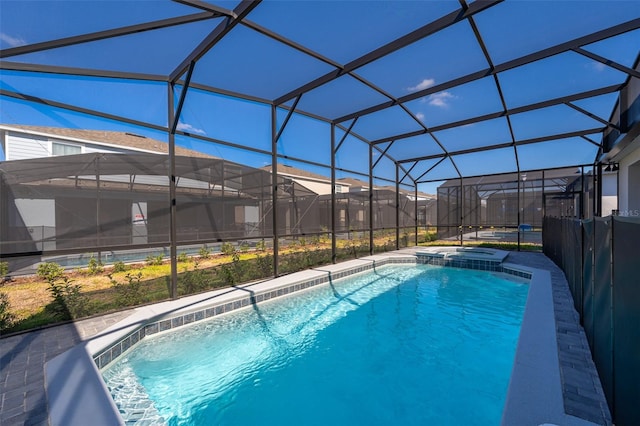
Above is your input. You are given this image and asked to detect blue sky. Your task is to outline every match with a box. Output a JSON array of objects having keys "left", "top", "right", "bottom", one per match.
[{"left": 1, "top": 0, "right": 639, "bottom": 195}]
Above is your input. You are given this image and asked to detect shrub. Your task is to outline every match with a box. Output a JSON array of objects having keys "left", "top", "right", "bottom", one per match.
[
  {"left": 219, "top": 259, "right": 241, "bottom": 285},
  {"left": 46, "top": 276, "right": 88, "bottom": 320},
  {"left": 218, "top": 245, "right": 241, "bottom": 285},
  {"left": 112, "top": 261, "right": 128, "bottom": 273},
  {"left": 37, "top": 262, "right": 65, "bottom": 283},
  {"left": 256, "top": 239, "right": 266, "bottom": 252},
  {"left": 254, "top": 254, "right": 273, "bottom": 277},
  {"left": 38, "top": 262, "right": 88, "bottom": 320},
  {"left": 180, "top": 262, "right": 209, "bottom": 294},
  {"left": 109, "top": 272, "right": 144, "bottom": 306},
  {"left": 146, "top": 254, "right": 164, "bottom": 266},
  {"left": 0, "top": 261, "right": 8, "bottom": 279},
  {"left": 0, "top": 292, "right": 15, "bottom": 331},
  {"left": 177, "top": 252, "right": 191, "bottom": 263},
  {"left": 87, "top": 256, "right": 103, "bottom": 275},
  {"left": 220, "top": 242, "right": 235, "bottom": 256},
  {"left": 198, "top": 246, "right": 211, "bottom": 259}
]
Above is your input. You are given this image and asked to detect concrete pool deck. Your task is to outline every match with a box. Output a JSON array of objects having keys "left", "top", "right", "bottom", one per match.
[{"left": 0, "top": 249, "right": 610, "bottom": 425}]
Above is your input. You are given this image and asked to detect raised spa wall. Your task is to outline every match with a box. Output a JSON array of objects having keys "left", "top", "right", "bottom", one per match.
[{"left": 46, "top": 248, "right": 578, "bottom": 426}]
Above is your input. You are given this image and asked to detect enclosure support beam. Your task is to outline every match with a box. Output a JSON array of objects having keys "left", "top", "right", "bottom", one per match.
[
  {"left": 0, "top": 89, "right": 167, "bottom": 133},
  {"left": 400, "top": 162, "right": 418, "bottom": 184},
  {"left": 170, "top": 0, "right": 260, "bottom": 82},
  {"left": 460, "top": 179, "right": 464, "bottom": 246},
  {"left": 165, "top": 62, "right": 197, "bottom": 299},
  {"left": 95, "top": 157, "right": 101, "bottom": 262},
  {"left": 271, "top": 105, "right": 279, "bottom": 277},
  {"left": 580, "top": 167, "right": 586, "bottom": 219},
  {"left": 167, "top": 85, "right": 178, "bottom": 299},
  {"left": 334, "top": 118, "right": 358, "bottom": 153},
  {"left": 414, "top": 183, "right": 419, "bottom": 246},
  {"left": 395, "top": 163, "right": 400, "bottom": 250},
  {"left": 542, "top": 170, "right": 546, "bottom": 221},
  {"left": 399, "top": 127, "right": 605, "bottom": 164},
  {"left": 0, "top": 12, "right": 218, "bottom": 59},
  {"left": 275, "top": 0, "right": 500, "bottom": 105},
  {"left": 596, "top": 163, "right": 603, "bottom": 217},
  {"left": 572, "top": 47, "right": 640, "bottom": 79},
  {"left": 170, "top": 62, "right": 196, "bottom": 134},
  {"left": 336, "top": 18, "right": 639, "bottom": 123},
  {"left": 517, "top": 175, "right": 521, "bottom": 251},
  {"left": 331, "top": 124, "right": 337, "bottom": 263},
  {"left": 369, "top": 144, "right": 374, "bottom": 255}
]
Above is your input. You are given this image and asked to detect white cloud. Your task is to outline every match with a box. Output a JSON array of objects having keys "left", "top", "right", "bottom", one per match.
[
  {"left": 427, "top": 91, "right": 455, "bottom": 108},
  {"left": 407, "top": 78, "right": 435, "bottom": 92},
  {"left": 0, "top": 32, "right": 26, "bottom": 47},
  {"left": 177, "top": 122, "right": 206, "bottom": 135},
  {"left": 416, "top": 112, "right": 425, "bottom": 121},
  {"left": 589, "top": 61, "right": 607, "bottom": 72}
]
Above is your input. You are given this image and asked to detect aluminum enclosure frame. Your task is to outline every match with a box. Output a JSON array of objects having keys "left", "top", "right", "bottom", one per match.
[{"left": 1, "top": 0, "right": 638, "bottom": 292}]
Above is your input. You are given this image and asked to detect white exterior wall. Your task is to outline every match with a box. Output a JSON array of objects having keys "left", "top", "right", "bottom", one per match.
[
  {"left": 289, "top": 178, "right": 332, "bottom": 195},
  {"left": 83, "top": 145, "right": 122, "bottom": 154},
  {"left": 4, "top": 131, "right": 127, "bottom": 160},
  {"left": 617, "top": 136, "right": 640, "bottom": 216},
  {"left": 6, "top": 132, "right": 51, "bottom": 160},
  {"left": 3, "top": 128, "right": 161, "bottom": 160}
]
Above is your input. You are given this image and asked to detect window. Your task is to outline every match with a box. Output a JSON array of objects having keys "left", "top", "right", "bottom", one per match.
[
  {"left": 335, "top": 184, "right": 343, "bottom": 193},
  {"left": 52, "top": 142, "right": 81, "bottom": 156}
]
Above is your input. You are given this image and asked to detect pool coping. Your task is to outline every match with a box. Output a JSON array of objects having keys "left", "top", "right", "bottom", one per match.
[
  {"left": 500, "top": 261, "right": 598, "bottom": 426},
  {"left": 43, "top": 250, "right": 592, "bottom": 426}
]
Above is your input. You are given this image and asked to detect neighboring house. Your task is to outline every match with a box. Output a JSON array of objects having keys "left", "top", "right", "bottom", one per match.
[
  {"left": 0, "top": 125, "right": 438, "bottom": 270},
  {"left": 0, "top": 125, "right": 296, "bottom": 261},
  {"left": 261, "top": 164, "right": 350, "bottom": 195},
  {"left": 0, "top": 124, "right": 211, "bottom": 160},
  {"left": 270, "top": 165, "right": 435, "bottom": 230}
]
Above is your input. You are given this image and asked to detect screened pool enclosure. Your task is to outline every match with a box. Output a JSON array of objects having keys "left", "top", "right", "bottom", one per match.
[{"left": 1, "top": 0, "right": 639, "bottom": 295}]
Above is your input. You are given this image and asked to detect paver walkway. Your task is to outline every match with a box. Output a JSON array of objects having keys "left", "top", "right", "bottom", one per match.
[
  {"left": 1, "top": 311, "right": 132, "bottom": 425},
  {"left": 0, "top": 251, "right": 611, "bottom": 425},
  {"left": 506, "top": 251, "right": 611, "bottom": 425}
]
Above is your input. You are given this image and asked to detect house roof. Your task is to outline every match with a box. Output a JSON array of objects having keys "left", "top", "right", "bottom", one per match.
[
  {"left": 336, "top": 177, "right": 368, "bottom": 188},
  {"left": 1, "top": 124, "right": 213, "bottom": 159},
  {"left": 261, "top": 163, "right": 338, "bottom": 184}
]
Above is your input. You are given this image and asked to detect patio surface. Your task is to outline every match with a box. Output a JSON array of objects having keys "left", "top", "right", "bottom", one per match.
[{"left": 0, "top": 250, "right": 610, "bottom": 425}]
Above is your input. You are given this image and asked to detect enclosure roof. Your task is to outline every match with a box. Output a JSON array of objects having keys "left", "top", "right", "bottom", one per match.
[{"left": 1, "top": 0, "right": 639, "bottom": 183}]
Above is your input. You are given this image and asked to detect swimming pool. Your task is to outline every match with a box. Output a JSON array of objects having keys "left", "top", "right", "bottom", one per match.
[{"left": 102, "top": 264, "right": 529, "bottom": 425}]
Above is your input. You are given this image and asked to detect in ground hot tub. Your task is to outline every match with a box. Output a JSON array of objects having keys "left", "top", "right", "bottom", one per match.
[{"left": 416, "top": 246, "right": 509, "bottom": 271}]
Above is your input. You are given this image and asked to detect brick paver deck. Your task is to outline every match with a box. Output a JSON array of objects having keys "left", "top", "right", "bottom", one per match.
[
  {"left": 506, "top": 251, "right": 611, "bottom": 425},
  {"left": 0, "top": 311, "right": 132, "bottom": 425}
]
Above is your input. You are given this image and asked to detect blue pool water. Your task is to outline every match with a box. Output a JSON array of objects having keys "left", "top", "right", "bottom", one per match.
[{"left": 103, "top": 265, "right": 529, "bottom": 425}]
